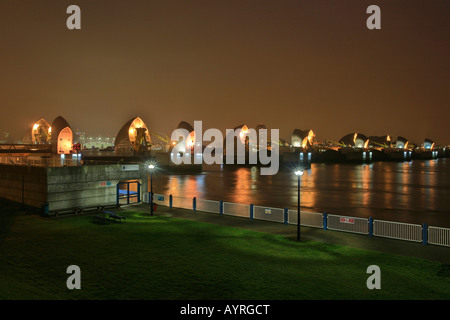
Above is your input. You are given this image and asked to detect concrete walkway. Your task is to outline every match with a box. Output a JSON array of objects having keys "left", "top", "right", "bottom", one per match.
[{"left": 123, "top": 203, "right": 450, "bottom": 264}]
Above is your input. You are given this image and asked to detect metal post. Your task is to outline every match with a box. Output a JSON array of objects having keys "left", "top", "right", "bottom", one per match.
[
  {"left": 169, "top": 194, "right": 173, "bottom": 208},
  {"left": 150, "top": 171, "right": 153, "bottom": 216},
  {"left": 323, "top": 212, "right": 328, "bottom": 230},
  {"left": 127, "top": 182, "right": 130, "bottom": 205},
  {"left": 137, "top": 182, "right": 141, "bottom": 203},
  {"left": 422, "top": 223, "right": 428, "bottom": 245},
  {"left": 297, "top": 174, "right": 300, "bottom": 241},
  {"left": 250, "top": 204, "right": 254, "bottom": 220},
  {"left": 116, "top": 184, "right": 120, "bottom": 206},
  {"left": 220, "top": 200, "right": 223, "bottom": 215},
  {"left": 369, "top": 217, "right": 374, "bottom": 237},
  {"left": 284, "top": 208, "right": 288, "bottom": 224},
  {"left": 193, "top": 197, "right": 197, "bottom": 212}
]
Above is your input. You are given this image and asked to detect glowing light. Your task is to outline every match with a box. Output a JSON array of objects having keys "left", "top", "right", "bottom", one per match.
[
  {"left": 126, "top": 117, "right": 152, "bottom": 151},
  {"left": 239, "top": 125, "right": 249, "bottom": 144},
  {"left": 364, "top": 139, "right": 369, "bottom": 149},
  {"left": 302, "top": 138, "right": 307, "bottom": 148},
  {"left": 240, "top": 125, "right": 248, "bottom": 138},
  {"left": 186, "top": 131, "right": 195, "bottom": 149},
  {"left": 307, "top": 130, "right": 315, "bottom": 144},
  {"left": 294, "top": 170, "right": 304, "bottom": 176}
]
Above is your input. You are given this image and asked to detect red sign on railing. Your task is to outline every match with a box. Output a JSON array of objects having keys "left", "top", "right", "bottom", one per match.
[{"left": 340, "top": 217, "right": 355, "bottom": 224}]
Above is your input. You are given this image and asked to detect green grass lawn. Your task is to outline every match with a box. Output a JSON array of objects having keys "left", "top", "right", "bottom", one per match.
[{"left": 0, "top": 207, "right": 449, "bottom": 300}]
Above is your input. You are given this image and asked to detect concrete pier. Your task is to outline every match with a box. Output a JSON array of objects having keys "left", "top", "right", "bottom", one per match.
[{"left": 0, "top": 163, "right": 149, "bottom": 214}]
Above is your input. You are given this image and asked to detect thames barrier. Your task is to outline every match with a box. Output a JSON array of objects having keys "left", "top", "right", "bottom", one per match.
[{"left": 0, "top": 115, "right": 448, "bottom": 215}]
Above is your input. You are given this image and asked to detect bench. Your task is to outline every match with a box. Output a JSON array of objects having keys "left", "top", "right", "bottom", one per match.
[{"left": 103, "top": 210, "right": 126, "bottom": 222}]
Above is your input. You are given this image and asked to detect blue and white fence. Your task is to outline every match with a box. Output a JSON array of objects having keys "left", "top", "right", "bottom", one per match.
[
  {"left": 428, "top": 226, "right": 450, "bottom": 247},
  {"left": 287, "top": 210, "right": 323, "bottom": 228},
  {"left": 145, "top": 193, "right": 450, "bottom": 248},
  {"left": 196, "top": 198, "right": 221, "bottom": 214},
  {"left": 254, "top": 205, "right": 285, "bottom": 223},
  {"left": 223, "top": 202, "right": 250, "bottom": 218},
  {"left": 373, "top": 220, "right": 422, "bottom": 243},
  {"left": 326, "top": 214, "right": 369, "bottom": 235}
]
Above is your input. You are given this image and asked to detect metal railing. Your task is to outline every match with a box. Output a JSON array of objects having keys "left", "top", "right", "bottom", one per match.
[
  {"left": 172, "top": 196, "right": 193, "bottom": 210},
  {"left": 223, "top": 202, "right": 250, "bottom": 218},
  {"left": 196, "top": 199, "right": 221, "bottom": 214},
  {"left": 373, "top": 220, "right": 422, "bottom": 243},
  {"left": 428, "top": 226, "right": 450, "bottom": 247},
  {"left": 253, "top": 205, "right": 284, "bottom": 223},
  {"left": 0, "top": 157, "right": 82, "bottom": 167},
  {"left": 326, "top": 214, "right": 369, "bottom": 235},
  {"left": 152, "top": 193, "right": 170, "bottom": 207},
  {"left": 287, "top": 210, "right": 323, "bottom": 228},
  {"left": 143, "top": 192, "right": 450, "bottom": 248}
]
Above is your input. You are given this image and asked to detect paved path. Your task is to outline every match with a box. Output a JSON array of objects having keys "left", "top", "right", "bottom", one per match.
[{"left": 124, "top": 203, "right": 450, "bottom": 264}]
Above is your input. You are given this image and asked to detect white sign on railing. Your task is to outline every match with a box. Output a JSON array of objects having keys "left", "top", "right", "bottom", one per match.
[
  {"left": 327, "top": 214, "right": 368, "bottom": 234},
  {"left": 254, "top": 206, "right": 284, "bottom": 223}
]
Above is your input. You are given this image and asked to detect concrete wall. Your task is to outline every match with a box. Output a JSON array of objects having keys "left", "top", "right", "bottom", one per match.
[
  {"left": 47, "top": 164, "right": 147, "bottom": 212},
  {"left": 0, "top": 164, "right": 47, "bottom": 208}
]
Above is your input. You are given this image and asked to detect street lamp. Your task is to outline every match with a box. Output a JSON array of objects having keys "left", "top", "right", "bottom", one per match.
[
  {"left": 148, "top": 164, "right": 155, "bottom": 215},
  {"left": 294, "top": 169, "right": 304, "bottom": 241}
]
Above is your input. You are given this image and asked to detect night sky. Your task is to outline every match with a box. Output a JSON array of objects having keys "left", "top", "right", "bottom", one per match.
[{"left": 0, "top": 0, "right": 448, "bottom": 144}]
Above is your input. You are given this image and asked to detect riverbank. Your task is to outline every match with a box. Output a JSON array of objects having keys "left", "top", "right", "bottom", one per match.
[{"left": 1, "top": 203, "right": 449, "bottom": 300}]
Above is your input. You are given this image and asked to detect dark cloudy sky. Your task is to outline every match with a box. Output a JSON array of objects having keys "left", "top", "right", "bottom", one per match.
[{"left": 0, "top": 0, "right": 448, "bottom": 144}]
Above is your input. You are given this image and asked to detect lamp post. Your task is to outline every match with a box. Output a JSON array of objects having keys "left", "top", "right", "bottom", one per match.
[
  {"left": 294, "top": 169, "right": 304, "bottom": 241},
  {"left": 148, "top": 164, "right": 155, "bottom": 215}
]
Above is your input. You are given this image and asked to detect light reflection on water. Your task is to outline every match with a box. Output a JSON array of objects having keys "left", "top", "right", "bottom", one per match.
[{"left": 149, "top": 158, "right": 450, "bottom": 227}]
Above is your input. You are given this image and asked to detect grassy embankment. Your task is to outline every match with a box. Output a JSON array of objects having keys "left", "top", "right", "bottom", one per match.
[{"left": 0, "top": 205, "right": 449, "bottom": 300}]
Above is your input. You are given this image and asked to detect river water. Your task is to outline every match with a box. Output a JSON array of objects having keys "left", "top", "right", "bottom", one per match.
[{"left": 149, "top": 158, "right": 450, "bottom": 228}]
